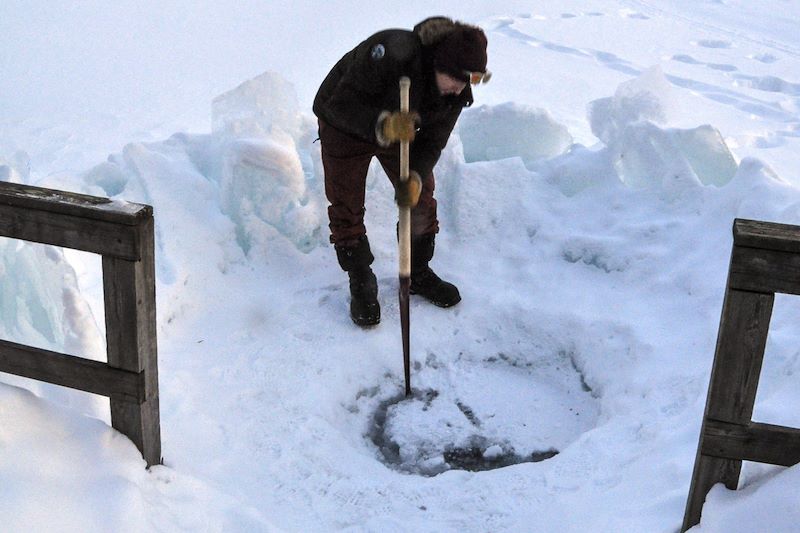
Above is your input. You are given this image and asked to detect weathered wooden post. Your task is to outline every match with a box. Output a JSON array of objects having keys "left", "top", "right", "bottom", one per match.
[
  {"left": 682, "top": 218, "right": 800, "bottom": 531},
  {"left": 0, "top": 181, "right": 161, "bottom": 467},
  {"left": 103, "top": 213, "right": 161, "bottom": 467}
]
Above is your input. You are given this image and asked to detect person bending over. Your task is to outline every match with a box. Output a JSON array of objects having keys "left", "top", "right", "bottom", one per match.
[{"left": 314, "top": 16, "right": 490, "bottom": 326}]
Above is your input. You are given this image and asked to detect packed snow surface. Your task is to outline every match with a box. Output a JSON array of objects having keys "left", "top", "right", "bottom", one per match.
[{"left": 3, "top": 1, "right": 800, "bottom": 531}]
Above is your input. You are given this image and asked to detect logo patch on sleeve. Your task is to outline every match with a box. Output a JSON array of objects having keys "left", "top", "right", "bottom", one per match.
[{"left": 370, "top": 44, "right": 386, "bottom": 60}]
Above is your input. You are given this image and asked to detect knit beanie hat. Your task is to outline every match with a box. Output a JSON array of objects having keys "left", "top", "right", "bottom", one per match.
[{"left": 433, "top": 26, "right": 488, "bottom": 81}]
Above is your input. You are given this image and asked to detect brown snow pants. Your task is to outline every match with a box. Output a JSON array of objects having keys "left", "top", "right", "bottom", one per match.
[{"left": 319, "top": 119, "right": 439, "bottom": 246}]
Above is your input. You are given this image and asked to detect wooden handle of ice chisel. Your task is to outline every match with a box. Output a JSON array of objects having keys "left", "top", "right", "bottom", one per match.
[{"left": 399, "top": 76, "right": 411, "bottom": 278}]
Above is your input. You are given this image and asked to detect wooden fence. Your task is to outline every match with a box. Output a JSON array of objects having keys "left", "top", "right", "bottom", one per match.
[
  {"left": 682, "top": 218, "right": 800, "bottom": 530},
  {"left": 0, "top": 181, "right": 161, "bottom": 467}
]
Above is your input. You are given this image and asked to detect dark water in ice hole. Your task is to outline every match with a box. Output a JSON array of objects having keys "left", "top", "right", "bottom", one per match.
[{"left": 368, "top": 389, "right": 559, "bottom": 477}]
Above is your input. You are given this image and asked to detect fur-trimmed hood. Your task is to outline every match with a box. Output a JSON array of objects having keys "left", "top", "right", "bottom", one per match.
[
  {"left": 414, "top": 16, "right": 488, "bottom": 77},
  {"left": 414, "top": 16, "right": 482, "bottom": 46}
]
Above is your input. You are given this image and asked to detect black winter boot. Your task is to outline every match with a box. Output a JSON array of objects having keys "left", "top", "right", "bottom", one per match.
[
  {"left": 410, "top": 234, "right": 461, "bottom": 308},
  {"left": 335, "top": 236, "right": 380, "bottom": 327}
]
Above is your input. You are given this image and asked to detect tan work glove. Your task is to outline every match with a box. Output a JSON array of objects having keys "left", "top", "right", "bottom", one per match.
[
  {"left": 395, "top": 170, "right": 422, "bottom": 208},
  {"left": 381, "top": 111, "right": 420, "bottom": 144}
]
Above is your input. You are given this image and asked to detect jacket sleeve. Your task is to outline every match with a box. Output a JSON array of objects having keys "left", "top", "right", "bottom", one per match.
[
  {"left": 410, "top": 102, "right": 463, "bottom": 179},
  {"left": 316, "top": 32, "right": 416, "bottom": 143}
]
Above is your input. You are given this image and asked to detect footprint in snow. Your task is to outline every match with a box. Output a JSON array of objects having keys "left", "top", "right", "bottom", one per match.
[
  {"left": 671, "top": 54, "right": 737, "bottom": 72},
  {"left": 734, "top": 74, "right": 800, "bottom": 96},
  {"left": 707, "top": 63, "right": 738, "bottom": 72},
  {"left": 694, "top": 39, "right": 732, "bottom": 49},
  {"left": 749, "top": 53, "right": 779, "bottom": 64},
  {"left": 619, "top": 9, "right": 650, "bottom": 20},
  {"left": 672, "top": 54, "right": 702, "bottom": 64},
  {"left": 485, "top": 16, "right": 515, "bottom": 31}
]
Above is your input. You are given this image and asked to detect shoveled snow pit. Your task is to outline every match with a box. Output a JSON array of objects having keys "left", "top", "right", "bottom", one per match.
[{"left": 368, "top": 351, "right": 600, "bottom": 476}]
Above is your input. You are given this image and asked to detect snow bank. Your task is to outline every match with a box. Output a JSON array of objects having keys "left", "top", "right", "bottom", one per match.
[
  {"left": 83, "top": 72, "right": 325, "bottom": 259},
  {"left": 0, "top": 384, "right": 147, "bottom": 531},
  {"left": 694, "top": 465, "right": 800, "bottom": 532},
  {"left": 0, "top": 383, "right": 277, "bottom": 532}
]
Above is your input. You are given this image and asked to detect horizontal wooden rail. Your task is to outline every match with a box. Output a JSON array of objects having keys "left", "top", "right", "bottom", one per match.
[
  {"left": 702, "top": 419, "right": 800, "bottom": 467},
  {"left": 0, "top": 339, "right": 145, "bottom": 403},
  {"left": 733, "top": 218, "right": 800, "bottom": 254},
  {"left": 0, "top": 181, "right": 151, "bottom": 260},
  {"left": 0, "top": 202, "right": 143, "bottom": 260},
  {"left": 730, "top": 245, "right": 800, "bottom": 296},
  {"left": 0, "top": 181, "right": 151, "bottom": 225}
]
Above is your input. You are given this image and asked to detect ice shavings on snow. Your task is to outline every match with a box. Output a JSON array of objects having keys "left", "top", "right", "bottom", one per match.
[{"left": 370, "top": 339, "right": 598, "bottom": 476}]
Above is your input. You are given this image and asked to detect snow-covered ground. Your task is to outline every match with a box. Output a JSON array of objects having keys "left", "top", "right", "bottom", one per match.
[{"left": 2, "top": 1, "right": 800, "bottom": 531}]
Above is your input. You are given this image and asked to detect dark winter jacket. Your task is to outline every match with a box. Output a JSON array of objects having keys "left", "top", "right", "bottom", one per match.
[{"left": 313, "top": 17, "right": 475, "bottom": 179}]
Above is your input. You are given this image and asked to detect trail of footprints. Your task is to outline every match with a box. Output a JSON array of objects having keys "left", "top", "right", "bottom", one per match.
[{"left": 496, "top": 10, "right": 799, "bottom": 147}]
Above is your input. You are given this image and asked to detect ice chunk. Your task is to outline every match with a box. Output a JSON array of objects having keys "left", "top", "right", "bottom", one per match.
[
  {"left": 589, "top": 68, "right": 738, "bottom": 190},
  {"left": 0, "top": 151, "right": 30, "bottom": 184},
  {"left": 212, "top": 71, "right": 303, "bottom": 140},
  {"left": 612, "top": 122, "right": 737, "bottom": 189},
  {"left": 458, "top": 102, "right": 572, "bottom": 166},
  {"left": 539, "top": 144, "right": 620, "bottom": 196},
  {"left": 219, "top": 130, "right": 322, "bottom": 253},
  {"left": 670, "top": 125, "right": 738, "bottom": 186},
  {"left": 0, "top": 239, "right": 106, "bottom": 417},
  {"left": 83, "top": 160, "right": 130, "bottom": 197},
  {"left": 483, "top": 444, "right": 504, "bottom": 459},
  {"left": 588, "top": 66, "right": 672, "bottom": 146},
  {"left": 0, "top": 165, "right": 14, "bottom": 182},
  {"left": 0, "top": 240, "right": 103, "bottom": 361},
  {"left": 612, "top": 121, "right": 690, "bottom": 188},
  {"left": 210, "top": 71, "right": 324, "bottom": 252}
]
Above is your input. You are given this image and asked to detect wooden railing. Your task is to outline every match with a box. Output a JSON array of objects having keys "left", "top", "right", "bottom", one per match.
[
  {"left": 0, "top": 181, "right": 161, "bottom": 467},
  {"left": 683, "top": 218, "right": 800, "bottom": 530}
]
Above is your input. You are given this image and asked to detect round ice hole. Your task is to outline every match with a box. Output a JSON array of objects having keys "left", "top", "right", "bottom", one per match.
[{"left": 369, "top": 353, "right": 599, "bottom": 476}]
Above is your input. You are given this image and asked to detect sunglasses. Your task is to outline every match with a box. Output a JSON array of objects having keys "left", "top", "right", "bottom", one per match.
[{"left": 465, "top": 70, "right": 492, "bottom": 85}]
